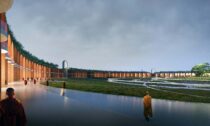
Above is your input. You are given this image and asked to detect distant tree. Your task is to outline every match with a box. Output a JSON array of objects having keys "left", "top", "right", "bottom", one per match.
[{"left": 191, "top": 63, "right": 210, "bottom": 76}]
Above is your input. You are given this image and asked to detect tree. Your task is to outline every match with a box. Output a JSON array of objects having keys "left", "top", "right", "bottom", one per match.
[{"left": 191, "top": 63, "right": 210, "bottom": 76}]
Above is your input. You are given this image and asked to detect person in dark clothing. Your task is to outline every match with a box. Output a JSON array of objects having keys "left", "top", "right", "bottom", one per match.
[
  {"left": 0, "top": 105, "right": 3, "bottom": 125},
  {"left": 24, "top": 80, "right": 27, "bottom": 86},
  {"left": 34, "top": 79, "right": 36, "bottom": 84},
  {"left": 0, "top": 88, "right": 27, "bottom": 126}
]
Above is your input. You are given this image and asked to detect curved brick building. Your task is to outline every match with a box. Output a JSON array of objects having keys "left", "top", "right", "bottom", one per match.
[
  {"left": 0, "top": 13, "right": 63, "bottom": 89},
  {"left": 0, "top": 12, "right": 196, "bottom": 91}
]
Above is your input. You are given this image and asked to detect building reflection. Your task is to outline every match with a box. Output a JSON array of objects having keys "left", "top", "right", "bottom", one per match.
[{"left": 60, "top": 88, "right": 65, "bottom": 96}]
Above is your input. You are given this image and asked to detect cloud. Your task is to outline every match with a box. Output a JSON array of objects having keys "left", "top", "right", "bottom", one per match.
[{"left": 6, "top": 0, "right": 210, "bottom": 71}]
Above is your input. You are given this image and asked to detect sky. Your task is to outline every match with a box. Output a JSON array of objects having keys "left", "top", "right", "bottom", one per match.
[{"left": 6, "top": 0, "right": 210, "bottom": 71}]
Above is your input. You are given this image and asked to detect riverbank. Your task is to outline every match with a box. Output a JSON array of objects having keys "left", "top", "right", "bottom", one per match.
[{"left": 44, "top": 79, "right": 210, "bottom": 103}]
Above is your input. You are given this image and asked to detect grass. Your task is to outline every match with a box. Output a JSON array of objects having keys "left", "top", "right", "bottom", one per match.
[
  {"left": 45, "top": 78, "right": 210, "bottom": 103},
  {"left": 160, "top": 88, "right": 210, "bottom": 97}
]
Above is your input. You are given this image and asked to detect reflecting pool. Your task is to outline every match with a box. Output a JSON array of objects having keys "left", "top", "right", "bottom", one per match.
[{"left": 1, "top": 82, "right": 210, "bottom": 126}]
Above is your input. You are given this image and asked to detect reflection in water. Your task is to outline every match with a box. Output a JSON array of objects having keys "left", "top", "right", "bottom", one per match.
[
  {"left": 60, "top": 88, "right": 65, "bottom": 96},
  {"left": 1, "top": 83, "right": 210, "bottom": 126}
]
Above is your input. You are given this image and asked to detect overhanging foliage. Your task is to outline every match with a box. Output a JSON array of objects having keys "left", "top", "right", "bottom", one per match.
[{"left": 7, "top": 25, "right": 58, "bottom": 68}]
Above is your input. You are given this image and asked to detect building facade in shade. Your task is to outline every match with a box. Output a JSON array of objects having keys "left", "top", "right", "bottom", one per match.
[
  {"left": 68, "top": 68, "right": 152, "bottom": 79},
  {"left": 68, "top": 69, "right": 196, "bottom": 79}
]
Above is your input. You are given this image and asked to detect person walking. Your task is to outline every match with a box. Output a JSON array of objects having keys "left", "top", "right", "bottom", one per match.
[
  {"left": 34, "top": 79, "right": 36, "bottom": 84},
  {"left": 0, "top": 88, "right": 27, "bottom": 126},
  {"left": 24, "top": 80, "right": 27, "bottom": 86},
  {"left": 143, "top": 91, "right": 153, "bottom": 121}
]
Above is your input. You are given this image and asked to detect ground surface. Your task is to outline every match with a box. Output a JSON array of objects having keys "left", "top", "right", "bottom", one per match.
[{"left": 1, "top": 81, "right": 210, "bottom": 126}]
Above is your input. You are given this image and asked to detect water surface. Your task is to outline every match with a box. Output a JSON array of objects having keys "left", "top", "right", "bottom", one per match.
[{"left": 1, "top": 82, "right": 210, "bottom": 126}]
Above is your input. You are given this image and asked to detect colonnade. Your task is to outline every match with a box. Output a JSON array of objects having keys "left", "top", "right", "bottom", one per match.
[
  {"left": 1, "top": 33, "right": 60, "bottom": 86},
  {"left": 69, "top": 70, "right": 152, "bottom": 79},
  {"left": 0, "top": 13, "right": 63, "bottom": 89},
  {"left": 69, "top": 70, "right": 197, "bottom": 79}
]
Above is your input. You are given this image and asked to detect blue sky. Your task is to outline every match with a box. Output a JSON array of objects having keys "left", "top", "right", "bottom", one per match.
[{"left": 6, "top": 0, "right": 210, "bottom": 71}]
